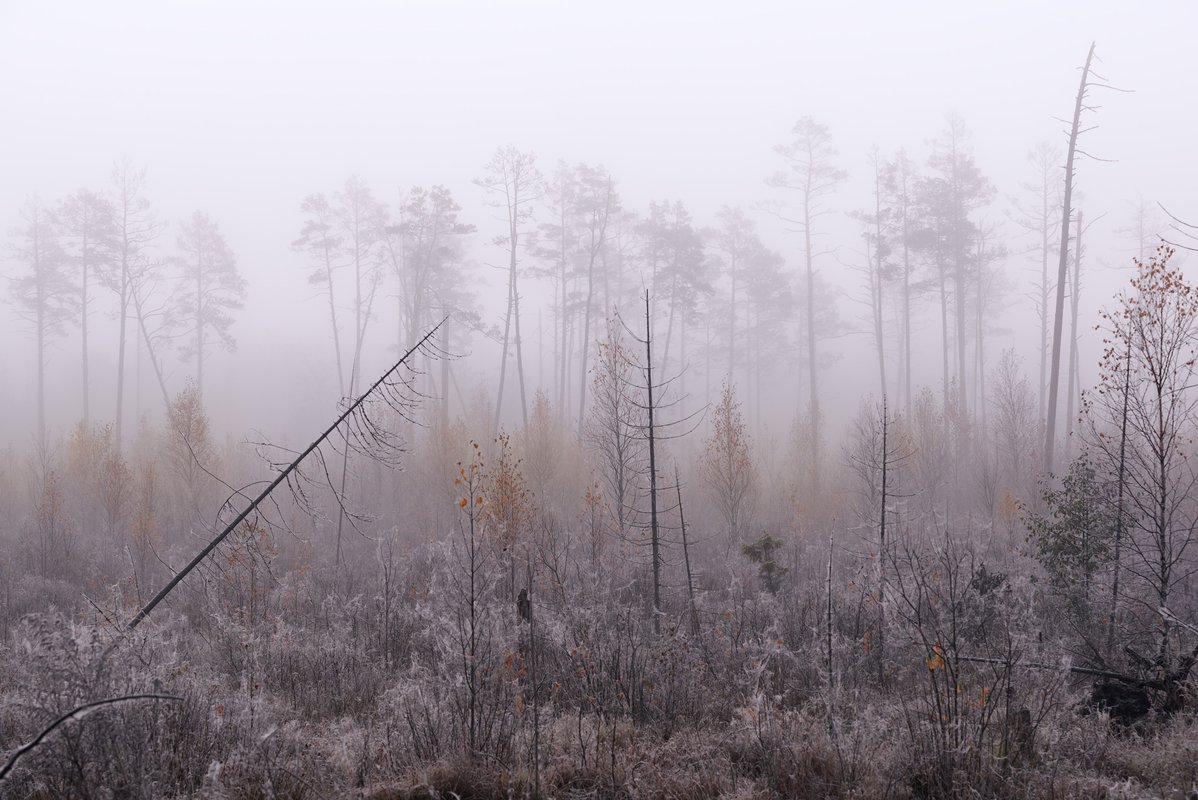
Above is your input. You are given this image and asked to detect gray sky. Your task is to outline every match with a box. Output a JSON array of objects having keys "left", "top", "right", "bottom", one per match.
[{"left": 1, "top": 0, "right": 1196, "bottom": 441}]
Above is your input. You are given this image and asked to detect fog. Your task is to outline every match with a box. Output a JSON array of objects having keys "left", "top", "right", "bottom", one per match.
[
  {"left": 2, "top": 1, "right": 1196, "bottom": 445},
  {"left": 5, "top": 2, "right": 1198, "bottom": 796}
]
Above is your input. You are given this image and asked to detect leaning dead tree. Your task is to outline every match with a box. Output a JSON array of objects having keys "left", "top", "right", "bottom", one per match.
[
  {"left": 1044, "top": 42, "right": 1126, "bottom": 471},
  {"left": 1044, "top": 43, "right": 1095, "bottom": 473},
  {"left": 124, "top": 318, "right": 448, "bottom": 631}
]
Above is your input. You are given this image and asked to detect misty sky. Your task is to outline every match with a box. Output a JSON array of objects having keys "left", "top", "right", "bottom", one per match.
[{"left": 1, "top": 0, "right": 1196, "bottom": 442}]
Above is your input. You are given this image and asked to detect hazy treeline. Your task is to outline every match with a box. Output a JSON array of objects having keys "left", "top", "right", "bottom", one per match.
[
  {"left": 4, "top": 96, "right": 1198, "bottom": 796},
  {"left": 4, "top": 103, "right": 1171, "bottom": 456}
]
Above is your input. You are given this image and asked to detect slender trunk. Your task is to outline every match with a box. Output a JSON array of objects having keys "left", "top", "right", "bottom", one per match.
[
  {"left": 705, "top": 312, "right": 713, "bottom": 409},
  {"left": 513, "top": 271, "right": 528, "bottom": 428},
  {"left": 468, "top": 504, "right": 478, "bottom": 754},
  {"left": 871, "top": 191, "right": 887, "bottom": 396},
  {"left": 661, "top": 263, "right": 680, "bottom": 380},
  {"left": 1107, "top": 337, "right": 1130, "bottom": 655},
  {"left": 352, "top": 234, "right": 364, "bottom": 395},
  {"left": 441, "top": 318, "right": 451, "bottom": 429},
  {"left": 36, "top": 280, "right": 46, "bottom": 452},
  {"left": 196, "top": 260, "right": 205, "bottom": 401},
  {"left": 1065, "top": 210, "right": 1083, "bottom": 456},
  {"left": 1157, "top": 404, "right": 1170, "bottom": 669},
  {"left": 115, "top": 240, "right": 130, "bottom": 452},
  {"left": 938, "top": 248, "right": 950, "bottom": 411},
  {"left": 825, "top": 531, "right": 836, "bottom": 740},
  {"left": 902, "top": 181, "right": 913, "bottom": 411},
  {"left": 557, "top": 194, "right": 569, "bottom": 411},
  {"left": 336, "top": 226, "right": 367, "bottom": 569},
  {"left": 324, "top": 241, "right": 346, "bottom": 397},
  {"left": 975, "top": 237, "right": 987, "bottom": 434},
  {"left": 805, "top": 198, "right": 818, "bottom": 429},
  {"left": 527, "top": 554, "right": 540, "bottom": 795},
  {"left": 1039, "top": 173, "right": 1050, "bottom": 427},
  {"left": 494, "top": 248, "right": 516, "bottom": 435},
  {"left": 495, "top": 178, "right": 524, "bottom": 433},
  {"left": 645, "top": 293, "right": 662, "bottom": 634},
  {"left": 676, "top": 463, "right": 698, "bottom": 636},
  {"left": 81, "top": 233, "right": 90, "bottom": 427},
  {"left": 878, "top": 397, "right": 888, "bottom": 685},
  {"left": 1045, "top": 42, "right": 1096, "bottom": 473},
  {"left": 132, "top": 282, "right": 172, "bottom": 410},
  {"left": 679, "top": 313, "right": 687, "bottom": 422},
  {"left": 954, "top": 190, "right": 969, "bottom": 438},
  {"left": 577, "top": 248, "right": 597, "bottom": 435},
  {"left": 728, "top": 250, "right": 737, "bottom": 382}
]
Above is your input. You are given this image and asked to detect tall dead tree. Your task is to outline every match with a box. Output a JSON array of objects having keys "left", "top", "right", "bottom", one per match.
[{"left": 1045, "top": 42, "right": 1096, "bottom": 473}]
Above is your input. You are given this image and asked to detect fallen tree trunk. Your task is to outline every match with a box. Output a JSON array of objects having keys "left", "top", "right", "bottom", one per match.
[{"left": 126, "top": 318, "right": 446, "bottom": 631}]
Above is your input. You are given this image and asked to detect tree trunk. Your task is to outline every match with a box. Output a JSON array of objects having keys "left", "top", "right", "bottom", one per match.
[
  {"left": 1039, "top": 167, "right": 1050, "bottom": 428},
  {"left": 805, "top": 198, "right": 818, "bottom": 429},
  {"left": 1107, "top": 337, "right": 1130, "bottom": 655},
  {"left": 513, "top": 271, "right": 528, "bottom": 429},
  {"left": 577, "top": 250, "right": 597, "bottom": 434},
  {"left": 645, "top": 293, "right": 662, "bottom": 635},
  {"left": 872, "top": 164, "right": 887, "bottom": 396},
  {"left": 1065, "top": 210, "right": 1084, "bottom": 457},
  {"left": 494, "top": 240, "right": 516, "bottom": 435},
  {"left": 115, "top": 239, "right": 130, "bottom": 452},
  {"left": 196, "top": 260, "right": 205, "bottom": 401},
  {"left": 36, "top": 274, "right": 46, "bottom": 452},
  {"left": 1045, "top": 42, "right": 1096, "bottom": 473},
  {"left": 325, "top": 240, "right": 346, "bottom": 398},
  {"left": 938, "top": 245, "right": 950, "bottom": 412},
  {"left": 676, "top": 463, "right": 699, "bottom": 636},
  {"left": 80, "top": 232, "right": 90, "bottom": 427}
]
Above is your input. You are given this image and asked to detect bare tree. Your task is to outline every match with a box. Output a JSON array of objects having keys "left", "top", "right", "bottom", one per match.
[
  {"left": 1045, "top": 42, "right": 1097, "bottom": 472},
  {"left": 1083, "top": 247, "right": 1198, "bottom": 675}
]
